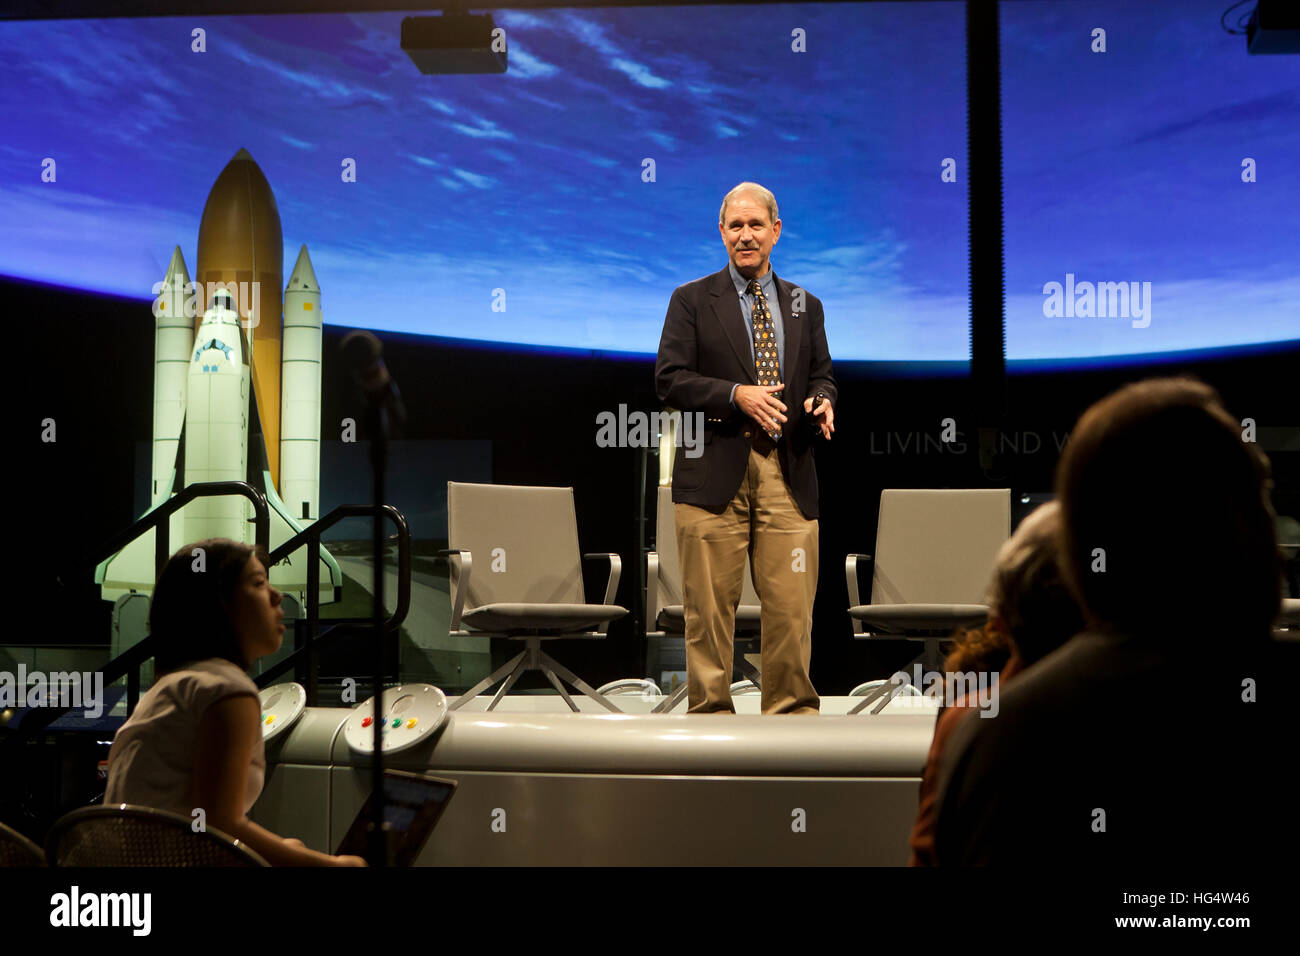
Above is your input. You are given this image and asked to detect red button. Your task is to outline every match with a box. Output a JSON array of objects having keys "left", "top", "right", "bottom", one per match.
[{"left": 361, "top": 716, "right": 373, "bottom": 728}]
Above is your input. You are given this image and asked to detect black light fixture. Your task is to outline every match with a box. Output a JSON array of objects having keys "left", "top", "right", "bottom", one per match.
[
  {"left": 401, "top": 12, "right": 507, "bottom": 74},
  {"left": 1246, "top": 0, "right": 1300, "bottom": 54}
]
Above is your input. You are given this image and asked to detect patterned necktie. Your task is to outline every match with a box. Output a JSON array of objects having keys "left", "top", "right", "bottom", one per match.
[{"left": 748, "top": 277, "right": 781, "bottom": 440}]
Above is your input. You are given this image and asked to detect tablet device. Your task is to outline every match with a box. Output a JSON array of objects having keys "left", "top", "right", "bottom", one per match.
[{"left": 335, "top": 770, "right": 457, "bottom": 866}]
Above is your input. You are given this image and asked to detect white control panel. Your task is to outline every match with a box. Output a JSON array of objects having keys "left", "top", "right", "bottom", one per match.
[
  {"left": 344, "top": 683, "right": 449, "bottom": 754},
  {"left": 259, "top": 682, "right": 307, "bottom": 741}
]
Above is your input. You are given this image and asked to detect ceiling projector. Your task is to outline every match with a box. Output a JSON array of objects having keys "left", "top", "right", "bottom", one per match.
[
  {"left": 402, "top": 13, "right": 507, "bottom": 74},
  {"left": 1247, "top": 0, "right": 1300, "bottom": 54}
]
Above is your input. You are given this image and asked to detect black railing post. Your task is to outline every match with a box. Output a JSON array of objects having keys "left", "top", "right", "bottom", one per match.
[
  {"left": 155, "top": 520, "right": 169, "bottom": 583},
  {"left": 127, "top": 667, "right": 140, "bottom": 717},
  {"left": 307, "top": 537, "right": 321, "bottom": 705}
]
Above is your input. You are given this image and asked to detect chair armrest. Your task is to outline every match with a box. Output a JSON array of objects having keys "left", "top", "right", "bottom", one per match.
[
  {"left": 845, "top": 553, "right": 873, "bottom": 636},
  {"left": 646, "top": 551, "right": 660, "bottom": 637},
  {"left": 438, "top": 548, "right": 472, "bottom": 633},
  {"left": 583, "top": 552, "right": 622, "bottom": 636}
]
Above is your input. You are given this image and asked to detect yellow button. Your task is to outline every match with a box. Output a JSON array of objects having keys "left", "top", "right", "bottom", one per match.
[
  {"left": 265, "top": 715, "right": 275, "bottom": 725},
  {"left": 406, "top": 718, "right": 418, "bottom": 729}
]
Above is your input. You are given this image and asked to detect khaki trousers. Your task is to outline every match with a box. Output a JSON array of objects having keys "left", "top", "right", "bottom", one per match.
[{"left": 674, "top": 433, "right": 820, "bottom": 714}]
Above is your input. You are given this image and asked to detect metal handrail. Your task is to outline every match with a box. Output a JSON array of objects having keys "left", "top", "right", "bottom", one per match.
[
  {"left": 66, "top": 480, "right": 270, "bottom": 587},
  {"left": 31, "top": 482, "right": 268, "bottom": 734},
  {"left": 27, "top": 493, "right": 411, "bottom": 733}
]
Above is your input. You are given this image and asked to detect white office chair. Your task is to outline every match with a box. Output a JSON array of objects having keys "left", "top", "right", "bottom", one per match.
[
  {"left": 847, "top": 488, "right": 1010, "bottom": 674},
  {"left": 443, "top": 482, "right": 628, "bottom": 712}
]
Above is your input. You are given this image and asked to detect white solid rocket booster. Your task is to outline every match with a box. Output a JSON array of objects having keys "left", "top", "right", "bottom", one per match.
[
  {"left": 151, "top": 246, "right": 191, "bottom": 509},
  {"left": 184, "top": 289, "right": 250, "bottom": 545},
  {"left": 279, "top": 244, "right": 322, "bottom": 525}
]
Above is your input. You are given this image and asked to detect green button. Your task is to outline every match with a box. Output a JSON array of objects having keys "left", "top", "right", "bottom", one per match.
[{"left": 391, "top": 718, "right": 402, "bottom": 728}]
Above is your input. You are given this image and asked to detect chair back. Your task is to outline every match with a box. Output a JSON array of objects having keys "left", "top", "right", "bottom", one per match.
[
  {"left": 448, "top": 483, "right": 585, "bottom": 609},
  {"left": 871, "top": 489, "right": 1010, "bottom": 605},
  {"left": 45, "top": 805, "right": 269, "bottom": 867},
  {"left": 656, "top": 485, "right": 760, "bottom": 605},
  {"left": 0, "top": 821, "right": 46, "bottom": 867}
]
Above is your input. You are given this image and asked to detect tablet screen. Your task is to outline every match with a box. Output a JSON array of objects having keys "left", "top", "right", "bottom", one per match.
[{"left": 336, "top": 771, "right": 457, "bottom": 866}]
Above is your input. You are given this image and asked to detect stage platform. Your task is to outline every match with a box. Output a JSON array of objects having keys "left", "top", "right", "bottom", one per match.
[
  {"left": 252, "top": 694, "right": 941, "bottom": 866},
  {"left": 449, "top": 691, "right": 942, "bottom": 715}
]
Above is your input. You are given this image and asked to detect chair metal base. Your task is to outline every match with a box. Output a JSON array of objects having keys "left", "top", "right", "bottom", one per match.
[
  {"left": 846, "top": 637, "right": 946, "bottom": 715},
  {"left": 448, "top": 638, "right": 621, "bottom": 713},
  {"left": 652, "top": 647, "right": 762, "bottom": 713},
  {"left": 847, "top": 678, "right": 913, "bottom": 715}
]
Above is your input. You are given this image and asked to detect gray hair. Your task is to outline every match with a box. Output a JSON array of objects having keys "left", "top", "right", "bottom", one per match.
[{"left": 719, "top": 182, "right": 779, "bottom": 227}]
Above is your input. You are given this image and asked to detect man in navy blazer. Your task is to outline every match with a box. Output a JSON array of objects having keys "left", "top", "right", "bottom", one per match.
[{"left": 655, "top": 182, "right": 837, "bottom": 714}]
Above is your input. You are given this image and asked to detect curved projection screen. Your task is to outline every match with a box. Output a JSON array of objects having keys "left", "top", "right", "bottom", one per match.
[
  {"left": 0, "top": 3, "right": 969, "bottom": 362},
  {"left": 1002, "top": 0, "right": 1300, "bottom": 363}
]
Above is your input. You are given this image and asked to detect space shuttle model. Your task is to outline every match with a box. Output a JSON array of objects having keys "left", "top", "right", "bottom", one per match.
[{"left": 98, "top": 148, "right": 340, "bottom": 605}]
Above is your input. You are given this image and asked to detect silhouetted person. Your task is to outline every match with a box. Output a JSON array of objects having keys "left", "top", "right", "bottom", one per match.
[
  {"left": 910, "top": 502, "right": 1084, "bottom": 865},
  {"left": 934, "top": 377, "right": 1296, "bottom": 867}
]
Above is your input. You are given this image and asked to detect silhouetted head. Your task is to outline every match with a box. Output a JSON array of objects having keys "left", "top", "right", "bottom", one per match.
[
  {"left": 987, "top": 501, "right": 1085, "bottom": 665},
  {"left": 150, "top": 538, "right": 283, "bottom": 673},
  {"left": 1055, "top": 377, "right": 1280, "bottom": 642},
  {"left": 946, "top": 501, "right": 1085, "bottom": 673}
]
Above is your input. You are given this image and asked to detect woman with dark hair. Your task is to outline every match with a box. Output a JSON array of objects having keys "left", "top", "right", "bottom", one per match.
[
  {"left": 909, "top": 501, "right": 1085, "bottom": 865},
  {"left": 105, "top": 538, "right": 366, "bottom": 866}
]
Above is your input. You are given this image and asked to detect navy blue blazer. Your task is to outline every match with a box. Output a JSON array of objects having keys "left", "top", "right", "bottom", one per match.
[{"left": 655, "top": 265, "right": 836, "bottom": 519}]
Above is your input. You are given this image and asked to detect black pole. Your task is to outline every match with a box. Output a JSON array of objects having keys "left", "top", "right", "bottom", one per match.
[
  {"left": 341, "top": 328, "right": 404, "bottom": 869},
  {"left": 368, "top": 403, "right": 388, "bottom": 869},
  {"left": 967, "top": 0, "right": 1009, "bottom": 479},
  {"left": 635, "top": 442, "right": 647, "bottom": 656}
]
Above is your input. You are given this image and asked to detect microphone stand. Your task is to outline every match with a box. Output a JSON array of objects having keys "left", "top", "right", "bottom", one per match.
[
  {"left": 366, "top": 398, "right": 388, "bottom": 869},
  {"left": 341, "top": 329, "right": 404, "bottom": 868}
]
